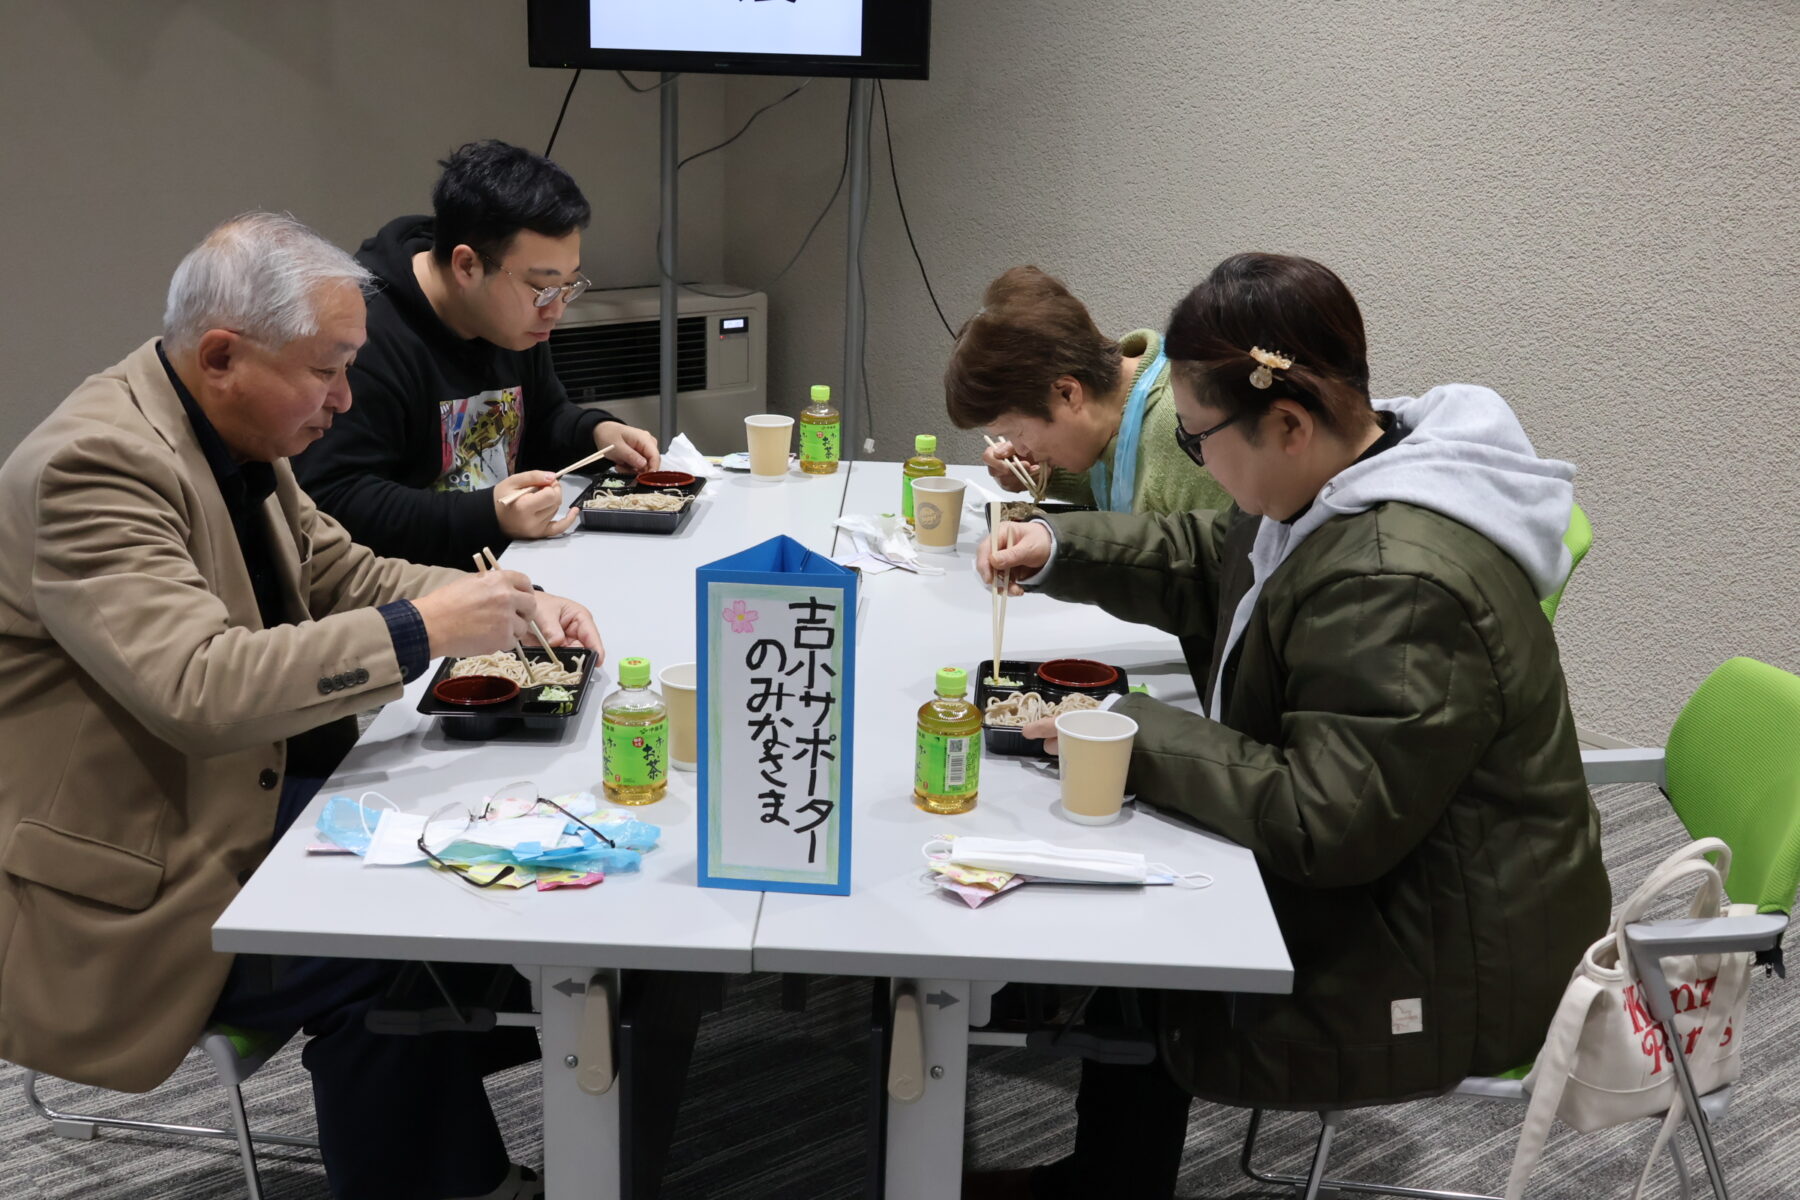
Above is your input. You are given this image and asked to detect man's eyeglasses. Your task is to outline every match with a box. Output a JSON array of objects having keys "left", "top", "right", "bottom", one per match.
[
  {"left": 531, "top": 793, "right": 616, "bottom": 850},
  {"left": 486, "top": 261, "right": 592, "bottom": 309},
  {"left": 416, "top": 787, "right": 615, "bottom": 889},
  {"left": 1174, "top": 410, "right": 1245, "bottom": 467},
  {"left": 418, "top": 801, "right": 515, "bottom": 889}
]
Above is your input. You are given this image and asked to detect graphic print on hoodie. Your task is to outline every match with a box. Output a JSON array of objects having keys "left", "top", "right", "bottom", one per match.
[
  {"left": 292, "top": 215, "right": 616, "bottom": 569},
  {"left": 436, "top": 386, "right": 523, "bottom": 492}
]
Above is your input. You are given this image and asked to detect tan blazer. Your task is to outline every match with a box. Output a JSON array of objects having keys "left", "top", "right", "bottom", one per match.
[{"left": 0, "top": 340, "right": 461, "bottom": 1091}]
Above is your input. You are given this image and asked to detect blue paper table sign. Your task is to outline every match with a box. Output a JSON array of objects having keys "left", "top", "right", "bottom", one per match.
[{"left": 696, "top": 535, "right": 856, "bottom": 895}]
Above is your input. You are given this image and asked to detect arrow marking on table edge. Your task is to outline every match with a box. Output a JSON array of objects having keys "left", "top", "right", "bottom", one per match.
[
  {"left": 926, "top": 990, "right": 959, "bottom": 1009},
  {"left": 553, "top": 978, "right": 587, "bottom": 998}
]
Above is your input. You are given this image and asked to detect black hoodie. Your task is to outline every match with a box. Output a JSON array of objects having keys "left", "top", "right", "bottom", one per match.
[{"left": 292, "top": 216, "right": 614, "bottom": 568}]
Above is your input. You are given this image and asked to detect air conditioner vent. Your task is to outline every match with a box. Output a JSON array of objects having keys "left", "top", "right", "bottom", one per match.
[{"left": 549, "top": 316, "right": 707, "bottom": 405}]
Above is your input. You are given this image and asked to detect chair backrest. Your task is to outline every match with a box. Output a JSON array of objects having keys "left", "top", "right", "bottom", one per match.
[
  {"left": 1539, "top": 502, "right": 1593, "bottom": 623},
  {"left": 1664, "top": 657, "right": 1800, "bottom": 913}
]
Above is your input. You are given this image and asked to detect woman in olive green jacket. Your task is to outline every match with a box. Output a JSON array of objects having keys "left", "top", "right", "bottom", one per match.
[
  {"left": 971, "top": 254, "right": 1609, "bottom": 1199},
  {"left": 944, "top": 265, "right": 1229, "bottom": 514}
]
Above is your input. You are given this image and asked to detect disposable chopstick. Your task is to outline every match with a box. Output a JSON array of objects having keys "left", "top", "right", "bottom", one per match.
[
  {"left": 497, "top": 443, "right": 616, "bottom": 506},
  {"left": 479, "top": 547, "right": 569, "bottom": 676},
  {"left": 982, "top": 434, "right": 1037, "bottom": 493},
  {"left": 554, "top": 443, "right": 615, "bottom": 479},
  {"left": 990, "top": 507, "right": 1010, "bottom": 686},
  {"left": 473, "top": 548, "right": 540, "bottom": 683},
  {"left": 982, "top": 434, "right": 1046, "bottom": 500}
]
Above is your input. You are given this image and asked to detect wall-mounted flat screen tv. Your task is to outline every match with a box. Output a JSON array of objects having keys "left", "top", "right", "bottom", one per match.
[{"left": 528, "top": 0, "right": 931, "bottom": 80}]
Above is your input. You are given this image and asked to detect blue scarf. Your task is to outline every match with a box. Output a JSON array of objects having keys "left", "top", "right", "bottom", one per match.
[{"left": 1087, "top": 345, "right": 1167, "bottom": 513}]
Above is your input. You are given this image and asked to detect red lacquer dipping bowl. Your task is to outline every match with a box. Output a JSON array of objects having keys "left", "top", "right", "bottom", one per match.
[
  {"left": 431, "top": 675, "right": 521, "bottom": 707},
  {"left": 636, "top": 470, "right": 697, "bottom": 489},
  {"left": 1035, "top": 658, "right": 1121, "bottom": 691}
]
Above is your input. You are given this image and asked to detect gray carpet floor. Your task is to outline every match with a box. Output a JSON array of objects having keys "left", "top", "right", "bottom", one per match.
[{"left": 3, "top": 783, "right": 1792, "bottom": 1198}]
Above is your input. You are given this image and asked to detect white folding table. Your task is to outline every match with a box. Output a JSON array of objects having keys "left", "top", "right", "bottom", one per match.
[{"left": 213, "top": 459, "right": 1291, "bottom": 1200}]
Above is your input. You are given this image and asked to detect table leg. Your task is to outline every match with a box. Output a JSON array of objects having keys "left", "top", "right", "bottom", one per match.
[
  {"left": 540, "top": 966, "right": 622, "bottom": 1200},
  {"left": 883, "top": 977, "right": 972, "bottom": 1200}
]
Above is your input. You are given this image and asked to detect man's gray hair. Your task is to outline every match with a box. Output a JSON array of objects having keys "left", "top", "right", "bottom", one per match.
[{"left": 162, "top": 212, "right": 374, "bottom": 354}]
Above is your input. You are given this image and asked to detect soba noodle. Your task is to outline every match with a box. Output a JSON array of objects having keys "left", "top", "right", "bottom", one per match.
[
  {"left": 447, "top": 650, "right": 584, "bottom": 688},
  {"left": 982, "top": 690, "right": 1100, "bottom": 727},
  {"left": 582, "top": 492, "right": 689, "bottom": 512}
]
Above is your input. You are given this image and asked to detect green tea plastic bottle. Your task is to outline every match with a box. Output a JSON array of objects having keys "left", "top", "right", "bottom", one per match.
[
  {"left": 914, "top": 666, "right": 981, "bottom": 814},
  {"left": 602, "top": 657, "right": 668, "bottom": 805},
  {"left": 799, "top": 384, "right": 841, "bottom": 475},
  {"left": 902, "top": 434, "right": 946, "bottom": 525}
]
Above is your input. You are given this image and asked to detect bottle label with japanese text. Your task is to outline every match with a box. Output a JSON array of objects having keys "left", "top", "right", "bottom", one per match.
[
  {"left": 915, "top": 728, "right": 979, "bottom": 797},
  {"left": 801, "top": 419, "right": 839, "bottom": 464},
  {"left": 603, "top": 717, "right": 668, "bottom": 787}
]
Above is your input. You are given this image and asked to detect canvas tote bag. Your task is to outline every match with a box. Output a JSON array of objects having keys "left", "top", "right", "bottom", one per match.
[{"left": 1504, "top": 837, "right": 1754, "bottom": 1199}]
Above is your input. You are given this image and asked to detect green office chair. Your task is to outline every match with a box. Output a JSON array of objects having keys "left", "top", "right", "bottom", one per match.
[
  {"left": 1540, "top": 502, "right": 1593, "bottom": 623},
  {"left": 1241, "top": 656, "right": 1800, "bottom": 1200}
]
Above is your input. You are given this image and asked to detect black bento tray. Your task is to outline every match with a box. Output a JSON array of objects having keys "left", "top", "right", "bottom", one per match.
[
  {"left": 983, "top": 498, "right": 1095, "bottom": 530},
  {"left": 574, "top": 472, "right": 706, "bottom": 535},
  {"left": 975, "top": 658, "right": 1131, "bottom": 758},
  {"left": 416, "top": 647, "right": 597, "bottom": 740}
]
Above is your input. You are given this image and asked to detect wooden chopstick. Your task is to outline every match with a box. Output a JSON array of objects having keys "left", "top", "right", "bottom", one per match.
[
  {"left": 477, "top": 547, "right": 568, "bottom": 675},
  {"left": 473, "top": 548, "right": 540, "bottom": 683},
  {"left": 554, "top": 443, "right": 615, "bottom": 480},
  {"left": 982, "top": 434, "right": 1046, "bottom": 500},
  {"left": 990, "top": 509, "right": 1010, "bottom": 686},
  {"left": 497, "top": 443, "right": 617, "bottom": 506}
]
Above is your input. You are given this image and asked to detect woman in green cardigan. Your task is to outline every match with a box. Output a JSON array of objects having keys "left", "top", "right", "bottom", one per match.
[{"left": 944, "top": 266, "right": 1229, "bottom": 514}]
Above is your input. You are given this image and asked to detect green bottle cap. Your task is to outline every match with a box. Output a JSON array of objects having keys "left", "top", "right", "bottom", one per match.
[
  {"left": 811, "top": 384, "right": 831, "bottom": 403},
  {"left": 915, "top": 434, "right": 938, "bottom": 454},
  {"left": 935, "top": 666, "right": 967, "bottom": 696},
  {"left": 619, "top": 657, "right": 651, "bottom": 688}
]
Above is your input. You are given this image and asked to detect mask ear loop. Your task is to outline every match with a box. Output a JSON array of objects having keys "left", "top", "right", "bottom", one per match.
[
  {"left": 1149, "top": 863, "right": 1215, "bottom": 890},
  {"left": 356, "top": 790, "right": 399, "bottom": 839},
  {"left": 921, "top": 837, "right": 955, "bottom": 863}
]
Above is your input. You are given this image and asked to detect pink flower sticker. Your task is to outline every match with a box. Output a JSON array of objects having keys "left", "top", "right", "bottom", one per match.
[{"left": 723, "top": 599, "right": 759, "bottom": 633}]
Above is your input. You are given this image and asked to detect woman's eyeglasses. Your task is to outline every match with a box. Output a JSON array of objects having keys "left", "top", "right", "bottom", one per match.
[{"left": 1173, "top": 411, "right": 1244, "bottom": 467}]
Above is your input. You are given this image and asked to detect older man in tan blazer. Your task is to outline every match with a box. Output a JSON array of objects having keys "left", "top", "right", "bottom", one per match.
[{"left": 0, "top": 214, "right": 591, "bottom": 1200}]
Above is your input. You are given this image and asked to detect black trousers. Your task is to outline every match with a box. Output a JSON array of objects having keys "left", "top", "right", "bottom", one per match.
[
  {"left": 209, "top": 776, "right": 538, "bottom": 1200},
  {"left": 1029, "top": 1055, "right": 1193, "bottom": 1198}
]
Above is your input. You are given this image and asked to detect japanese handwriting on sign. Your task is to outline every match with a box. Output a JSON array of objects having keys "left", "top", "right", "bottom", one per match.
[{"left": 740, "top": 599, "right": 838, "bottom": 864}]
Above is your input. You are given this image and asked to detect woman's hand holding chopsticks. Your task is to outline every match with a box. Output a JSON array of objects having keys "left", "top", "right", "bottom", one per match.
[
  {"left": 975, "top": 520, "right": 1052, "bottom": 598},
  {"left": 980, "top": 436, "right": 1047, "bottom": 499}
]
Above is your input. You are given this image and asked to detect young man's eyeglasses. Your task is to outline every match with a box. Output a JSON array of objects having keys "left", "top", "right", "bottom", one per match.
[
  {"left": 1174, "top": 410, "right": 1245, "bottom": 467},
  {"left": 485, "top": 261, "right": 592, "bottom": 309}
]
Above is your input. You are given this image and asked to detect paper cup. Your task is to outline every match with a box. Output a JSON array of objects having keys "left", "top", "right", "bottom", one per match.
[
  {"left": 1055, "top": 709, "right": 1137, "bottom": 825},
  {"left": 910, "top": 476, "right": 967, "bottom": 552},
  {"left": 660, "top": 662, "right": 698, "bottom": 771},
  {"left": 745, "top": 414, "right": 794, "bottom": 479}
]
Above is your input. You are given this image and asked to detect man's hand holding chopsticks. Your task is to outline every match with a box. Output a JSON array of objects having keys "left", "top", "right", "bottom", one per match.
[{"left": 494, "top": 470, "right": 581, "bottom": 539}]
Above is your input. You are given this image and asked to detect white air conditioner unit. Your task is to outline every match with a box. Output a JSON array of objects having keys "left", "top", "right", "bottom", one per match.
[{"left": 550, "top": 286, "right": 767, "bottom": 455}]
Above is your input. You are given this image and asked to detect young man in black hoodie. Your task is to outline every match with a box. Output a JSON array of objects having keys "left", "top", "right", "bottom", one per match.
[{"left": 294, "top": 141, "right": 661, "bottom": 568}]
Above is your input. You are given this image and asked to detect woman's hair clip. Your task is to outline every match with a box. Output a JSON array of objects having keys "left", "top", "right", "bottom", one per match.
[{"left": 1248, "top": 346, "right": 1294, "bottom": 390}]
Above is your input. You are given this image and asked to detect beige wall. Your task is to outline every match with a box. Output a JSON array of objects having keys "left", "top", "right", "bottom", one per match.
[
  {"left": 0, "top": 0, "right": 726, "bottom": 452},
  {"left": 723, "top": 1, "right": 1799, "bottom": 743}
]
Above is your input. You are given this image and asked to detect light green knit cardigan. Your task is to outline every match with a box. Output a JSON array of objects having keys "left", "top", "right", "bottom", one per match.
[{"left": 1046, "top": 329, "right": 1230, "bottom": 514}]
